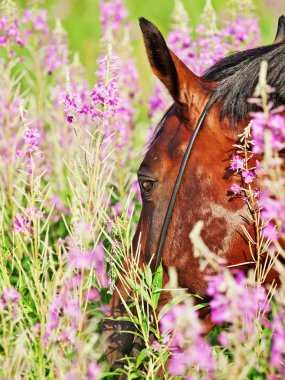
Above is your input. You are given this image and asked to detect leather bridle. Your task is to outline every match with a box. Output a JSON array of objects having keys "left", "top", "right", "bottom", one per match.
[{"left": 154, "top": 95, "right": 215, "bottom": 272}]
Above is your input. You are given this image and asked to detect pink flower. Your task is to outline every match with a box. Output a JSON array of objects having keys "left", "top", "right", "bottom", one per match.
[
  {"left": 87, "top": 362, "right": 101, "bottom": 380},
  {"left": 68, "top": 248, "right": 96, "bottom": 269},
  {"left": 14, "top": 213, "right": 33, "bottom": 235},
  {"left": 207, "top": 271, "right": 270, "bottom": 340},
  {"left": 58, "top": 327, "right": 76, "bottom": 344},
  {"left": 33, "top": 10, "right": 49, "bottom": 34},
  {"left": 3, "top": 287, "right": 19, "bottom": 303},
  {"left": 100, "top": 0, "right": 128, "bottom": 37},
  {"left": 84, "top": 288, "right": 100, "bottom": 302},
  {"left": 160, "top": 304, "right": 214, "bottom": 377},
  {"left": 270, "top": 313, "right": 285, "bottom": 375},
  {"left": 231, "top": 183, "right": 242, "bottom": 195},
  {"left": 230, "top": 154, "right": 246, "bottom": 172},
  {"left": 65, "top": 274, "right": 82, "bottom": 289},
  {"left": 242, "top": 170, "right": 256, "bottom": 184}
]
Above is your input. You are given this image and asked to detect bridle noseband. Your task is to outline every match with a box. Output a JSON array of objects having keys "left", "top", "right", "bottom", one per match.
[{"left": 154, "top": 95, "right": 215, "bottom": 272}]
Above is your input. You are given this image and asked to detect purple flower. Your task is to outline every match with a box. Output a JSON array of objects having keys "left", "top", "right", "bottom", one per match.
[
  {"left": 14, "top": 213, "right": 33, "bottom": 235},
  {"left": 33, "top": 10, "right": 49, "bottom": 34},
  {"left": 44, "top": 24, "right": 69, "bottom": 74},
  {"left": 252, "top": 112, "right": 285, "bottom": 154},
  {"left": 1, "top": 287, "right": 20, "bottom": 319},
  {"left": 231, "top": 183, "right": 242, "bottom": 195},
  {"left": 94, "top": 244, "right": 110, "bottom": 288},
  {"left": 14, "top": 207, "right": 44, "bottom": 236},
  {"left": 160, "top": 304, "right": 214, "bottom": 377},
  {"left": 230, "top": 154, "right": 246, "bottom": 172},
  {"left": 270, "top": 313, "right": 285, "bottom": 375},
  {"left": 57, "top": 327, "right": 76, "bottom": 344},
  {"left": 258, "top": 191, "right": 285, "bottom": 241},
  {"left": 168, "top": 343, "right": 214, "bottom": 377},
  {"left": 65, "top": 275, "right": 82, "bottom": 289},
  {"left": 100, "top": 0, "right": 128, "bottom": 38},
  {"left": 68, "top": 248, "right": 96, "bottom": 269},
  {"left": 44, "top": 290, "right": 83, "bottom": 346},
  {"left": 148, "top": 83, "right": 167, "bottom": 119},
  {"left": 87, "top": 362, "right": 101, "bottom": 380},
  {"left": 84, "top": 288, "right": 100, "bottom": 302},
  {"left": 207, "top": 271, "right": 270, "bottom": 341},
  {"left": 91, "top": 77, "right": 119, "bottom": 116},
  {"left": 242, "top": 170, "right": 256, "bottom": 184},
  {"left": 3, "top": 287, "right": 19, "bottom": 303}
]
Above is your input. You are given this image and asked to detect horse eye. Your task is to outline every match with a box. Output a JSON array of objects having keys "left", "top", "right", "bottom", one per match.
[{"left": 140, "top": 180, "right": 153, "bottom": 193}]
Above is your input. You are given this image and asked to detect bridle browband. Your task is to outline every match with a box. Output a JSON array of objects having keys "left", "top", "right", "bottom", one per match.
[{"left": 154, "top": 94, "right": 216, "bottom": 272}]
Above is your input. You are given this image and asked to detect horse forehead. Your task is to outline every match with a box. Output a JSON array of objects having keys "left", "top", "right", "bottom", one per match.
[{"left": 145, "top": 113, "right": 186, "bottom": 162}]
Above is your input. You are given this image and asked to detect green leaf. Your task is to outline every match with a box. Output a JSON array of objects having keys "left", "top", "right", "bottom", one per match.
[
  {"left": 138, "top": 286, "right": 152, "bottom": 304},
  {"left": 152, "top": 263, "right": 163, "bottom": 308},
  {"left": 115, "top": 316, "right": 140, "bottom": 325},
  {"left": 135, "top": 348, "right": 148, "bottom": 368},
  {"left": 192, "top": 302, "right": 209, "bottom": 311},
  {"left": 65, "top": 350, "right": 77, "bottom": 360},
  {"left": 125, "top": 277, "right": 139, "bottom": 292},
  {"left": 158, "top": 293, "right": 190, "bottom": 321},
  {"left": 145, "top": 265, "right": 152, "bottom": 287}
]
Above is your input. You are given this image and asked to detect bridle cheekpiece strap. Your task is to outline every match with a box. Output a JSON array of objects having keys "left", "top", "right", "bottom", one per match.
[{"left": 154, "top": 95, "right": 215, "bottom": 272}]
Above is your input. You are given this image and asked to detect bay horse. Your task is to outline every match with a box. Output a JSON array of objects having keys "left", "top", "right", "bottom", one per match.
[{"left": 103, "top": 15, "right": 285, "bottom": 368}]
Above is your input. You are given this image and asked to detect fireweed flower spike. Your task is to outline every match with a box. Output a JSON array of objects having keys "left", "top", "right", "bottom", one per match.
[
  {"left": 251, "top": 62, "right": 285, "bottom": 242},
  {"left": 159, "top": 302, "right": 215, "bottom": 378}
]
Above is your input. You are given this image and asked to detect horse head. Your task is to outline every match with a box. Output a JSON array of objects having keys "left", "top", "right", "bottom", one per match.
[{"left": 103, "top": 15, "right": 285, "bottom": 369}]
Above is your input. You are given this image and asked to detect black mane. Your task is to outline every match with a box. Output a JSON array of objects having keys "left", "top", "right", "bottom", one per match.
[{"left": 202, "top": 41, "right": 285, "bottom": 125}]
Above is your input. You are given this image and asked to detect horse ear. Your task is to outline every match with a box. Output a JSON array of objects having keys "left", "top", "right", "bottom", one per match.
[
  {"left": 139, "top": 17, "right": 200, "bottom": 105},
  {"left": 274, "top": 15, "right": 285, "bottom": 43}
]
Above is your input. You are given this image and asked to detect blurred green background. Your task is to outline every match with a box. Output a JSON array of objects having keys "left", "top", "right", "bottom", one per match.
[{"left": 17, "top": 0, "right": 283, "bottom": 91}]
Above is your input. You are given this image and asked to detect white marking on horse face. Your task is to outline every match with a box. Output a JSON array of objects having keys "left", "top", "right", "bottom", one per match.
[{"left": 207, "top": 203, "right": 247, "bottom": 254}]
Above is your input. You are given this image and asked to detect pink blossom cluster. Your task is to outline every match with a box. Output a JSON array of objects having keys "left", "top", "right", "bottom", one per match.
[
  {"left": 16, "top": 126, "right": 45, "bottom": 173},
  {"left": 0, "top": 94, "right": 23, "bottom": 169},
  {"left": 252, "top": 112, "right": 285, "bottom": 154},
  {"left": 148, "top": 83, "right": 168, "bottom": 119},
  {"left": 97, "top": 1, "right": 139, "bottom": 145},
  {"left": 99, "top": 0, "right": 128, "bottom": 39},
  {"left": 207, "top": 271, "right": 270, "bottom": 343},
  {"left": 270, "top": 312, "right": 285, "bottom": 376},
  {"left": 223, "top": 16, "right": 260, "bottom": 51},
  {"left": 44, "top": 30, "right": 69, "bottom": 74},
  {"left": 250, "top": 105, "right": 285, "bottom": 241},
  {"left": 68, "top": 244, "right": 110, "bottom": 288},
  {"left": 44, "top": 272, "right": 102, "bottom": 378},
  {"left": 0, "top": 17, "right": 26, "bottom": 47},
  {"left": 0, "top": 287, "right": 20, "bottom": 319},
  {"left": 59, "top": 54, "right": 119, "bottom": 130},
  {"left": 44, "top": 272, "right": 100, "bottom": 346},
  {"left": 65, "top": 362, "right": 101, "bottom": 380},
  {"left": 1, "top": 6, "right": 69, "bottom": 76},
  {"left": 0, "top": 8, "right": 49, "bottom": 50},
  {"left": 14, "top": 206, "right": 44, "bottom": 236},
  {"left": 92, "top": 56, "right": 119, "bottom": 124},
  {"left": 260, "top": 193, "right": 285, "bottom": 241},
  {"left": 22, "top": 9, "right": 49, "bottom": 35},
  {"left": 159, "top": 304, "right": 215, "bottom": 378},
  {"left": 230, "top": 153, "right": 259, "bottom": 202},
  {"left": 44, "top": 289, "right": 82, "bottom": 345},
  {"left": 47, "top": 195, "right": 71, "bottom": 223},
  {"left": 98, "top": 0, "right": 140, "bottom": 214}
]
